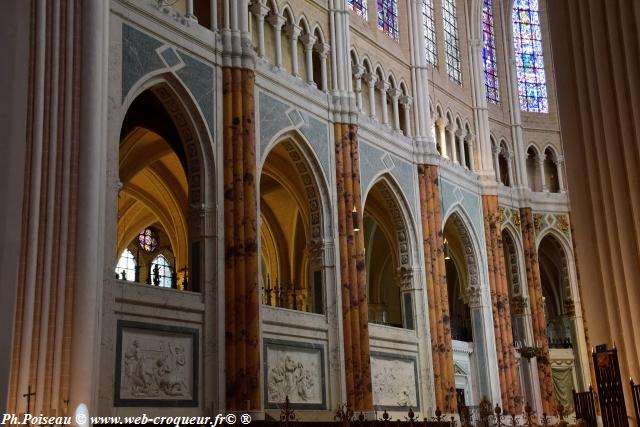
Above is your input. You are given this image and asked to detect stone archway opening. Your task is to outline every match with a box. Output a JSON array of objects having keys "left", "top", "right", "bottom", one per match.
[
  {"left": 364, "top": 179, "right": 413, "bottom": 330},
  {"left": 260, "top": 139, "right": 325, "bottom": 314},
  {"left": 116, "top": 88, "right": 193, "bottom": 290},
  {"left": 443, "top": 212, "right": 482, "bottom": 407}
]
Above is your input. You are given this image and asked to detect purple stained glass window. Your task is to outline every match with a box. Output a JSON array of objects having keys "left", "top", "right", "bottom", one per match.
[
  {"left": 422, "top": 0, "right": 437, "bottom": 66},
  {"left": 377, "top": 0, "right": 400, "bottom": 41},
  {"left": 347, "top": 0, "right": 368, "bottom": 20},
  {"left": 513, "top": 0, "right": 548, "bottom": 112},
  {"left": 483, "top": 0, "right": 500, "bottom": 103},
  {"left": 138, "top": 227, "right": 158, "bottom": 252},
  {"left": 443, "top": 0, "right": 462, "bottom": 84}
]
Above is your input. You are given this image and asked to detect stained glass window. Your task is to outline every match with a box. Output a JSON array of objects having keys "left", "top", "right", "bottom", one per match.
[
  {"left": 377, "top": 0, "right": 400, "bottom": 41},
  {"left": 443, "top": 0, "right": 462, "bottom": 84},
  {"left": 483, "top": 0, "right": 500, "bottom": 103},
  {"left": 116, "top": 249, "right": 136, "bottom": 282},
  {"left": 347, "top": 0, "right": 368, "bottom": 20},
  {"left": 512, "top": 0, "right": 548, "bottom": 112},
  {"left": 151, "top": 254, "right": 173, "bottom": 288},
  {"left": 422, "top": 0, "right": 437, "bottom": 66},
  {"left": 138, "top": 227, "right": 158, "bottom": 252}
]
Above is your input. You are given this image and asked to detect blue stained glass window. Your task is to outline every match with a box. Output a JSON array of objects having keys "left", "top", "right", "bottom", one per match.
[
  {"left": 513, "top": 0, "right": 548, "bottom": 112},
  {"left": 443, "top": 0, "right": 462, "bottom": 84},
  {"left": 422, "top": 0, "right": 437, "bottom": 66},
  {"left": 347, "top": 0, "right": 368, "bottom": 20},
  {"left": 377, "top": 0, "right": 400, "bottom": 41},
  {"left": 483, "top": 0, "right": 500, "bottom": 103}
]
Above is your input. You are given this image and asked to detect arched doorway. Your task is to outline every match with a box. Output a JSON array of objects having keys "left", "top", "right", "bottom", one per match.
[
  {"left": 259, "top": 139, "right": 326, "bottom": 314},
  {"left": 363, "top": 178, "right": 414, "bottom": 330},
  {"left": 501, "top": 228, "right": 537, "bottom": 409},
  {"left": 444, "top": 212, "right": 482, "bottom": 408},
  {"left": 116, "top": 88, "right": 194, "bottom": 290},
  {"left": 538, "top": 233, "right": 582, "bottom": 412}
]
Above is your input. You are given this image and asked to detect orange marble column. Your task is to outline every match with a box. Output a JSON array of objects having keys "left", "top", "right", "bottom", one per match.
[
  {"left": 223, "top": 68, "right": 260, "bottom": 411},
  {"left": 482, "top": 196, "right": 522, "bottom": 413},
  {"left": 520, "top": 207, "right": 555, "bottom": 413},
  {"left": 334, "top": 123, "right": 373, "bottom": 411},
  {"left": 418, "top": 165, "right": 457, "bottom": 413}
]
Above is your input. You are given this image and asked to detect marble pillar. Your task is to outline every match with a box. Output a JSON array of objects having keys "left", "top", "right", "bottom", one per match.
[
  {"left": 519, "top": 208, "right": 555, "bottom": 413},
  {"left": 334, "top": 123, "right": 373, "bottom": 412},
  {"left": 418, "top": 164, "right": 456, "bottom": 413},
  {"left": 223, "top": 67, "right": 260, "bottom": 411},
  {"left": 483, "top": 196, "right": 522, "bottom": 413}
]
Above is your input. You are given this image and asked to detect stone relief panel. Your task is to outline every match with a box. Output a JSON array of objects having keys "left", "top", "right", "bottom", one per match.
[
  {"left": 370, "top": 353, "right": 420, "bottom": 410},
  {"left": 115, "top": 321, "right": 199, "bottom": 407},
  {"left": 263, "top": 339, "right": 326, "bottom": 409}
]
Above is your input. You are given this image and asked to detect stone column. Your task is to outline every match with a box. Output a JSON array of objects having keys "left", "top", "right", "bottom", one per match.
[
  {"left": 334, "top": 123, "right": 373, "bottom": 412},
  {"left": 267, "top": 13, "right": 285, "bottom": 68},
  {"left": 388, "top": 87, "right": 401, "bottom": 131},
  {"left": 377, "top": 80, "right": 390, "bottom": 126},
  {"left": 317, "top": 43, "right": 330, "bottom": 92},
  {"left": 492, "top": 143, "right": 502, "bottom": 183},
  {"left": 507, "top": 152, "right": 515, "bottom": 187},
  {"left": 363, "top": 73, "right": 377, "bottom": 119},
  {"left": 352, "top": 64, "right": 365, "bottom": 112},
  {"left": 467, "top": 287, "right": 496, "bottom": 402},
  {"left": 250, "top": 2, "right": 269, "bottom": 58},
  {"left": 220, "top": 1, "right": 260, "bottom": 408},
  {"left": 555, "top": 156, "right": 566, "bottom": 192},
  {"left": 538, "top": 158, "right": 548, "bottom": 192},
  {"left": 285, "top": 22, "right": 301, "bottom": 78},
  {"left": 222, "top": 64, "right": 260, "bottom": 410},
  {"left": 436, "top": 118, "right": 447, "bottom": 157},
  {"left": 417, "top": 165, "right": 457, "bottom": 413},
  {"left": 466, "top": 133, "right": 476, "bottom": 171},
  {"left": 185, "top": 0, "right": 197, "bottom": 21},
  {"left": 446, "top": 124, "right": 457, "bottom": 163},
  {"left": 548, "top": 3, "right": 640, "bottom": 405},
  {"left": 301, "top": 33, "right": 316, "bottom": 85},
  {"left": 483, "top": 196, "right": 522, "bottom": 413},
  {"left": 400, "top": 96, "right": 413, "bottom": 137},
  {"left": 519, "top": 208, "right": 556, "bottom": 413},
  {"left": 456, "top": 130, "right": 467, "bottom": 168}
]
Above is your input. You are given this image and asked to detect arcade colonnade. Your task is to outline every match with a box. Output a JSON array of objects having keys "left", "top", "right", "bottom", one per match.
[{"left": 1, "top": 0, "right": 592, "bottom": 422}]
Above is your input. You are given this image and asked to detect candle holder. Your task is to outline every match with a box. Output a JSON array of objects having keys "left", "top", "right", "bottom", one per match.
[{"left": 515, "top": 340, "right": 543, "bottom": 360}]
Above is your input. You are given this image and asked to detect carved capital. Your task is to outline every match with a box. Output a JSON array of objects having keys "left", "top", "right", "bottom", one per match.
[
  {"left": 313, "top": 42, "right": 330, "bottom": 58},
  {"left": 362, "top": 72, "right": 377, "bottom": 85},
  {"left": 352, "top": 63, "right": 365, "bottom": 78},
  {"left": 375, "top": 80, "right": 390, "bottom": 91},
  {"left": 284, "top": 22, "right": 301, "bottom": 39},
  {"left": 399, "top": 95, "right": 413, "bottom": 108},
  {"left": 300, "top": 33, "right": 317, "bottom": 49},
  {"left": 387, "top": 87, "right": 402, "bottom": 100},
  {"left": 250, "top": 2, "right": 270, "bottom": 18},
  {"left": 267, "top": 13, "right": 285, "bottom": 29}
]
